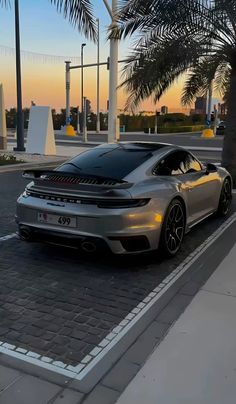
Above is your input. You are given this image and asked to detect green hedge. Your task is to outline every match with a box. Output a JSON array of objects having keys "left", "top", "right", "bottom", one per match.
[{"left": 157, "top": 125, "right": 205, "bottom": 133}]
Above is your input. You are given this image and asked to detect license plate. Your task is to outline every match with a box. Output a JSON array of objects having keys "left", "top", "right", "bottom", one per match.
[{"left": 38, "top": 212, "right": 76, "bottom": 228}]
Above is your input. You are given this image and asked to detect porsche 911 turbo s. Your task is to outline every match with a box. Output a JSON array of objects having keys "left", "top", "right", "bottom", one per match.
[{"left": 16, "top": 142, "right": 232, "bottom": 257}]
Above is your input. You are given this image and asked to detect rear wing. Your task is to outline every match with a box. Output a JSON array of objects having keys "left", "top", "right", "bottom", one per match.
[
  {"left": 22, "top": 169, "right": 132, "bottom": 189},
  {"left": 23, "top": 170, "right": 55, "bottom": 179}
]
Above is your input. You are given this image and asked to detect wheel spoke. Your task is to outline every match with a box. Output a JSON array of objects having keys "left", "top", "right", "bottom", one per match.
[
  {"left": 175, "top": 208, "right": 184, "bottom": 223},
  {"left": 221, "top": 180, "right": 231, "bottom": 214},
  {"left": 169, "top": 236, "right": 176, "bottom": 251},
  {"left": 165, "top": 203, "right": 185, "bottom": 253},
  {"left": 169, "top": 206, "right": 176, "bottom": 222},
  {"left": 175, "top": 226, "right": 184, "bottom": 241}
]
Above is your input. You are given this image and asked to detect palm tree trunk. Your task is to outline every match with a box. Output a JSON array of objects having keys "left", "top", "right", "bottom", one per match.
[{"left": 222, "top": 67, "right": 236, "bottom": 186}]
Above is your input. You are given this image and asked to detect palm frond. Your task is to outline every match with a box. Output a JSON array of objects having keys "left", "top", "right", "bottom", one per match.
[
  {"left": 181, "top": 55, "right": 222, "bottom": 106},
  {"left": 50, "top": 0, "right": 97, "bottom": 41},
  {"left": 115, "top": 0, "right": 236, "bottom": 46},
  {"left": 214, "top": 62, "right": 231, "bottom": 97},
  {"left": 0, "top": 0, "right": 10, "bottom": 7},
  {"left": 121, "top": 34, "right": 203, "bottom": 111}
]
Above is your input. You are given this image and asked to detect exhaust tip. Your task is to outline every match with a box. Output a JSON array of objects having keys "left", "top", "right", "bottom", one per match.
[
  {"left": 81, "top": 241, "right": 97, "bottom": 253},
  {"left": 19, "top": 227, "right": 32, "bottom": 241}
]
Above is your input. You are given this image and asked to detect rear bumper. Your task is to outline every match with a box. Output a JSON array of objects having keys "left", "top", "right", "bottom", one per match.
[
  {"left": 17, "top": 224, "right": 151, "bottom": 254},
  {"left": 16, "top": 195, "right": 163, "bottom": 254}
]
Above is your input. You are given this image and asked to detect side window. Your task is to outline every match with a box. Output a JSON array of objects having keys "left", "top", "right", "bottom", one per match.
[
  {"left": 184, "top": 154, "right": 202, "bottom": 173},
  {"left": 153, "top": 151, "right": 202, "bottom": 176},
  {"left": 154, "top": 151, "right": 188, "bottom": 176}
]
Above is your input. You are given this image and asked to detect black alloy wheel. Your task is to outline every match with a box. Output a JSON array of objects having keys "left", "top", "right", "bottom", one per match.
[
  {"left": 160, "top": 199, "right": 185, "bottom": 257},
  {"left": 217, "top": 178, "right": 232, "bottom": 217}
]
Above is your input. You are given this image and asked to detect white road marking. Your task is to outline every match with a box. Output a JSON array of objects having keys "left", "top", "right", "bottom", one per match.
[{"left": 0, "top": 233, "right": 17, "bottom": 242}]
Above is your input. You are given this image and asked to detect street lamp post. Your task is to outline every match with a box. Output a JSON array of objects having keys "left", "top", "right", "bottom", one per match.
[
  {"left": 207, "top": 80, "right": 213, "bottom": 124},
  {"left": 14, "top": 0, "right": 25, "bottom": 151},
  {"left": 104, "top": 0, "right": 119, "bottom": 142},
  {"left": 96, "top": 18, "right": 100, "bottom": 134},
  {"left": 65, "top": 61, "right": 71, "bottom": 127},
  {"left": 81, "top": 43, "right": 86, "bottom": 133}
]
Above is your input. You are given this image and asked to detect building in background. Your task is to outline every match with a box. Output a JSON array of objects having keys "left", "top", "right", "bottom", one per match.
[
  {"left": 161, "top": 105, "right": 168, "bottom": 115},
  {"left": 219, "top": 102, "right": 227, "bottom": 116},
  {"left": 194, "top": 96, "right": 207, "bottom": 114}
]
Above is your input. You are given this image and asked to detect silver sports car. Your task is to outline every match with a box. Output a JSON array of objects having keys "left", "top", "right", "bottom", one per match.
[{"left": 16, "top": 142, "right": 232, "bottom": 257}]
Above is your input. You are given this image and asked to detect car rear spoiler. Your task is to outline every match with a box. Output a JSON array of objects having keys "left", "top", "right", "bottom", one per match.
[
  {"left": 22, "top": 169, "right": 133, "bottom": 189},
  {"left": 23, "top": 170, "right": 55, "bottom": 179}
]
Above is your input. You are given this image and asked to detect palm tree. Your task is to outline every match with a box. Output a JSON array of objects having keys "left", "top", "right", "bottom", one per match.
[{"left": 115, "top": 0, "right": 236, "bottom": 184}]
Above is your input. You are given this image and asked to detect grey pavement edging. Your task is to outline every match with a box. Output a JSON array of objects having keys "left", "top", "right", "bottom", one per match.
[{"left": 0, "top": 213, "right": 236, "bottom": 393}]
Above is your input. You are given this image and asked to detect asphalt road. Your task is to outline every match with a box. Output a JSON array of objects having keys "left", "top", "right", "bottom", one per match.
[
  {"left": 0, "top": 169, "right": 235, "bottom": 366},
  {"left": 8, "top": 132, "right": 224, "bottom": 149},
  {"left": 7, "top": 132, "right": 223, "bottom": 166}
]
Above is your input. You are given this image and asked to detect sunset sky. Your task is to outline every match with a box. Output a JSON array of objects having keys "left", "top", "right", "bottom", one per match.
[{"left": 0, "top": 0, "right": 209, "bottom": 113}]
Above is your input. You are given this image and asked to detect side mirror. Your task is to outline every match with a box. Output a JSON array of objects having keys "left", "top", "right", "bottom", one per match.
[{"left": 206, "top": 163, "right": 217, "bottom": 175}]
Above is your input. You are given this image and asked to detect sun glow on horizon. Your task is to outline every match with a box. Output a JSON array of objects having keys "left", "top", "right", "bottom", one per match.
[{"left": 0, "top": 0, "right": 189, "bottom": 114}]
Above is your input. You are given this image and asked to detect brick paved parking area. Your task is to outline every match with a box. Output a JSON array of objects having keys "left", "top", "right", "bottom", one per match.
[{"left": 0, "top": 171, "right": 235, "bottom": 373}]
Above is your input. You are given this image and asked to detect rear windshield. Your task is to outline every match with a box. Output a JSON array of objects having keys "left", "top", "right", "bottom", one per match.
[{"left": 58, "top": 146, "right": 154, "bottom": 180}]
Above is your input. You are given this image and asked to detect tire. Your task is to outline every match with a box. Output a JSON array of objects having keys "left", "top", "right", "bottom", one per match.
[
  {"left": 159, "top": 199, "right": 185, "bottom": 258},
  {"left": 217, "top": 178, "right": 232, "bottom": 217}
]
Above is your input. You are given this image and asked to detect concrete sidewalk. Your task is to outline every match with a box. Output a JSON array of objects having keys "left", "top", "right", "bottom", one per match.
[{"left": 116, "top": 241, "right": 236, "bottom": 404}]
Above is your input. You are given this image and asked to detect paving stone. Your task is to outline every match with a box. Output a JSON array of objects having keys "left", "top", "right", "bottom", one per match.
[
  {"left": 0, "top": 375, "right": 60, "bottom": 404},
  {"left": 0, "top": 328, "right": 9, "bottom": 336},
  {"left": 51, "top": 388, "right": 84, "bottom": 404},
  {"left": 82, "top": 385, "right": 120, "bottom": 404},
  {"left": 71, "top": 330, "right": 87, "bottom": 340},
  {"left": 102, "top": 359, "right": 140, "bottom": 392},
  {"left": 0, "top": 365, "right": 22, "bottom": 392}
]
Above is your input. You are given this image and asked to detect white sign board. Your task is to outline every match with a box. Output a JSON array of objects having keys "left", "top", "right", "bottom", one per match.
[
  {"left": 0, "top": 83, "right": 7, "bottom": 150},
  {"left": 26, "top": 106, "right": 56, "bottom": 155}
]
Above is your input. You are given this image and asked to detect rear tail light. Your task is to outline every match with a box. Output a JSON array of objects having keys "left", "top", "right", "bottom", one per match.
[
  {"left": 96, "top": 199, "right": 150, "bottom": 209},
  {"left": 23, "top": 190, "right": 150, "bottom": 209}
]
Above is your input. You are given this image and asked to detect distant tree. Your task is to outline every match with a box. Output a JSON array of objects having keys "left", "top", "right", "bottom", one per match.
[
  {"left": 191, "top": 114, "right": 204, "bottom": 124},
  {"left": 162, "top": 113, "right": 187, "bottom": 124},
  {"left": 6, "top": 108, "right": 17, "bottom": 128}
]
